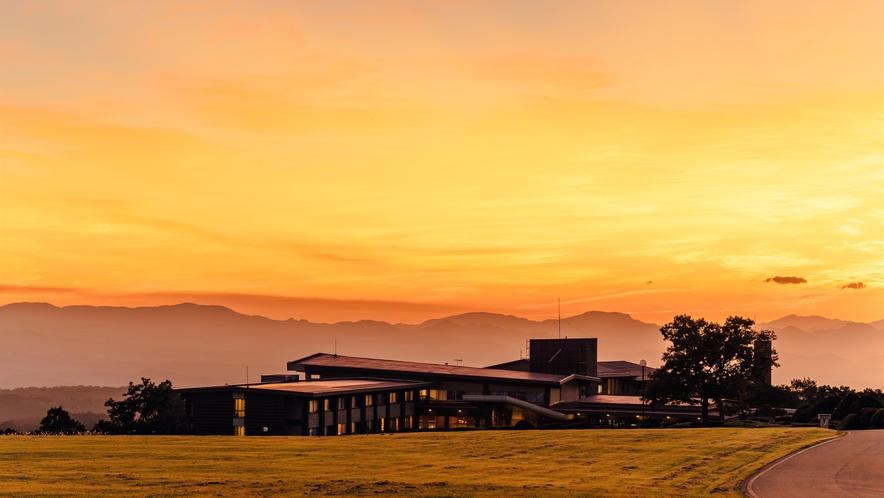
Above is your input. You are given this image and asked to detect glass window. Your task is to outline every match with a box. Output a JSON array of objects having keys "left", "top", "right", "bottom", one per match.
[
  {"left": 234, "top": 426, "right": 244, "bottom": 436},
  {"left": 389, "top": 392, "right": 398, "bottom": 404},
  {"left": 337, "top": 398, "right": 346, "bottom": 410},
  {"left": 351, "top": 396, "right": 359, "bottom": 408},
  {"left": 337, "top": 423, "right": 346, "bottom": 435},
  {"left": 233, "top": 398, "right": 246, "bottom": 418},
  {"left": 323, "top": 399, "right": 331, "bottom": 411},
  {"left": 365, "top": 394, "right": 374, "bottom": 406},
  {"left": 404, "top": 391, "right": 414, "bottom": 402},
  {"left": 309, "top": 400, "right": 319, "bottom": 413},
  {"left": 376, "top": 394, "right": 385, "bottom": 406}
]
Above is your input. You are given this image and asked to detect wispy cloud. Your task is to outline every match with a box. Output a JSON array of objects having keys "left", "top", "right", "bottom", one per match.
[
  {"left": 764, "top": 276, "right": 807, "bottom": 284},
  {"left": 841, "top": 282, "right": 866, "bottom": 290}
]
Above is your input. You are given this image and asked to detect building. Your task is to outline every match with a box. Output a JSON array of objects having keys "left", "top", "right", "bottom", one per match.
[{"left": 178, "top": 338, "right": 720, "bottom": 435}]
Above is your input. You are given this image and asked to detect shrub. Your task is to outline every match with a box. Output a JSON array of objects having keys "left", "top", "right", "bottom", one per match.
[
  {"left": 537, "top": 422, "right": 563, "bottom": 430},
  {"left": 810, "top": 396, "right": 842, "bottom": 420},
  {"left": 513, "top": 420, "right": 536, "bottom": 430},
  {"left": 833, "top": 393, "right": 859, "bottom": 420},
  {"left": 855, "top": 395, "right": 884, "bottom": 412},
  {"left": 860, "top": 408, "right": 879, "bottom": 425},
  {"left": 835, "top": 413, "right": 865, "bottom": 431},
  {"left": 870, "top": 409, "right": 884, "bottom": 429},
  {"left": 792, "top": 404, "right": 812, "bottom": 423}
]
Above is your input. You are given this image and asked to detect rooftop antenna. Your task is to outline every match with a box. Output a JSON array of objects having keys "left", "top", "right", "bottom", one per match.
[
  {"left": 558, "top": 298, "right": 561, "bottom": 339},
  {"left": 246, "top": 366, "right": 249, "bottom": 388},
  {"left": 335, "top": 339, "right": 337, "bottom": 357},
  {"left": 453, "top": 358, "right": 462, "bottom": 366}
]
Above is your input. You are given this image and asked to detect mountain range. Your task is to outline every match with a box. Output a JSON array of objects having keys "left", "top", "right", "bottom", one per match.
[{"left": 1, "top": 303, "right": 881, "bottom": 390}]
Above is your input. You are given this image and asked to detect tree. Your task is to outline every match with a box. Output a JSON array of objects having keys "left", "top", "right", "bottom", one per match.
[
  {"left": 94, "top": 378, "right": 187, "bottom": 434},
  {"left": 39, "top": 406, "right": 86, "bottom": 434},
  {"left": 645, "top": 315, "right": 778, "bottom": 424}
]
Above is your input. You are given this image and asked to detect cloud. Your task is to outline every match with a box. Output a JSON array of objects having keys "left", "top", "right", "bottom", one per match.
[
  {"left": 840, "top": 282, "right": 866, "bottom": 290},
  {"left": 764, "top": 276, "right": 807, "bottom": 284}
]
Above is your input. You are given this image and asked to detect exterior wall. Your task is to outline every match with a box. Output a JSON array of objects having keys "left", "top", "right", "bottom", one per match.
[
  {"left": 529, "top": 338, "right": 598, "bottom": 377},
  {"left": 188, "top": 392, "right": 235, "bottom": 435},
  {"left": 244, "top": 392, "right": 286, "bottom": 436}
]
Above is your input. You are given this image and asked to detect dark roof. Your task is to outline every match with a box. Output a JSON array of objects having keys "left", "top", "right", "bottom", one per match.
[
  {"left": 177, "top": 379, "right": 431, "bottom": 397},
  {"left": 485, "top": 358, "right": 530, "bottom": 371},
  {"left": 597, "top": 360, "right": 655, "bottom": 380},
  {"left": 288, "top": 353, "right": 598, "bottom": 385}
]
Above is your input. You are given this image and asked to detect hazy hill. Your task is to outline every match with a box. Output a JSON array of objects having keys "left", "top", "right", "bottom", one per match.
[
  {"left": 0, "top": 385, "right": 125, "bottom": 432},
  {"left": 1, "top": 303, "right": 881, "bottom": 390}
]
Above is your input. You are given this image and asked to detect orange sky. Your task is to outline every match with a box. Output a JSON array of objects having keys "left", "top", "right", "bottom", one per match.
[{"left": 1, "top": 1, "right": 882, "bottom": 324}]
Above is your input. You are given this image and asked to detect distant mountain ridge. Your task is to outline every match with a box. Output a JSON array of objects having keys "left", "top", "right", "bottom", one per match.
[{"left": 1, "top": 302, "right": 881, "bottom": 390}]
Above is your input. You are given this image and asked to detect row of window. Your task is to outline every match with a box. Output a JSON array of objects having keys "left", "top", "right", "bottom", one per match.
[
  {"left": 308, "top": 416, "right": 414, "bottom": 436},
  {"left": 419, "top": 389, "right": 545, "bottom": 404},
  {"left": 307, "top": 391, "right": 415, "bottom": 413}
]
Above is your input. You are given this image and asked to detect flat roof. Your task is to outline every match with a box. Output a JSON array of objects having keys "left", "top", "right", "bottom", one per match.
[
  {"left": 597, "top": 361, "right": 656, "bottom": 380},
  {"left": 288, "top": 353, "right": 599, "bottom": 385},
  {"left": 177, "top": 378, "right": 432, "bottom": 397}
]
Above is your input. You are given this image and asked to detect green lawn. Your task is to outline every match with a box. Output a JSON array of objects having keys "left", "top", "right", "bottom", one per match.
[{"left": 0, "top": 428, "right": 837, "bottom": 497}]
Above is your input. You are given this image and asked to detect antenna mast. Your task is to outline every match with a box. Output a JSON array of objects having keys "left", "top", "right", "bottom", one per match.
[{"left": 558, "top": 298, "right": 561, "bottom": 339}]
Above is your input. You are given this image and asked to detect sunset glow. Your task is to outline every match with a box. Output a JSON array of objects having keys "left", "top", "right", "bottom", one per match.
[{"left": 1, "top": 1, "right": 881, "bottom": 323}]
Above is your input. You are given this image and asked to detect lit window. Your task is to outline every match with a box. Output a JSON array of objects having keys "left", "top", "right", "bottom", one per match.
[
  {"left": 404, "top": 391, "right": 414, "bottom": 402},
  {"left": 309, "top": 400, "right": 319, "bottom": 413},
  {"left": 323, "top": 399, "right": 331, "bottom": 411},
  {"left": 337, "top": 423, "right": 346, "bottom": 435},
  {"left": 233, "top": 398, "right": 246, "bottom": 418},
  {"left": 351, "top": 396, "right": 358, "bottom": 408},
  {"left": 234, "top": 426, "right": 244, "bottom": 436},
  {"left": 337, "top": 398, "right": 346, "bottom": 410},
  {"left": 365, "top": 395, "right": 374, "bottom": 406},
  {"left": 389, "top": 392, "right": 398, "bottom": 404}
]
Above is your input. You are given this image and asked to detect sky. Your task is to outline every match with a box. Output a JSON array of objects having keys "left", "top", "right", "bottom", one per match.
[{"left": 1, "top": 1, "right": 882, "bottom": 324}]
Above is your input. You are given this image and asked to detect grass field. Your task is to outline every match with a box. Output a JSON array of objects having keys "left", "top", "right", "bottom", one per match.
[{"left": 0, "top": 428, "right": 837, "bottom": 497}]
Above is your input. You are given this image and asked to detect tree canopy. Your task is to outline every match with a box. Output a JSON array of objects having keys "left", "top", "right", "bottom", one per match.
[
  {"left": 94, "top": 378, "right": 187, "bottom": 434},
  {"left": 646, "top": 315, "right": 778, "bottom": 423},
  {"left": 39, "top": 406, "right": 86, "bottom": 434}
]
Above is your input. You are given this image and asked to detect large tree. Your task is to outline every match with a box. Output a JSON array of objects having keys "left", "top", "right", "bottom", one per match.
[
  {"left": 94, "top": 378, "right": 187, "bottom": 434},
  {"left": 39, "top": 406, "right": 86, "bottom": 434},
  {"left": 646, "top": 315, "right": 778, "bottom": 423}
]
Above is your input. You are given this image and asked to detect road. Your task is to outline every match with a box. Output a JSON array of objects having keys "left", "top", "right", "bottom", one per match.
[{"left": 746, "top": 430, "right": 884, "bottom": 497}]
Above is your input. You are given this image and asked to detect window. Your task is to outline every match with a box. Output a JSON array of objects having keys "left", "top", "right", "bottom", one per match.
[
  {"left": 376, "top": 394, "right": 385, "bottom": 406},
  {"left": 234, "top": 426, "right": 244, "bottom": 436},
  {"left": 323, "top": 399, "right": 332, "bottom": 411},
  {"left": 233, "top": 397, "right": 246, "bottom": 418},
  {"left": 389, "top": 392, "right": 398, "bottom": 404},
  {"left": 351, "top": 396, "right": 359, "bottom": 408},
  {"left": 403, "top": 416, "right": 413, "bottom": 429},
  {"left": 337, "top": 423, "right": 346, "bottom": 435},
  {"left": 308, "top": 428, "right": 318, "bottom": 436},
  {"left": 337, "top": 398, "right": 346, "bottom": 410},
  {"left": 404, "top": 391, "right": 414, "bottom": 402},
  {"left": 309, "top": 400, "right": 319, "bottom": 413},
  {"left": 365, "top": 395, "right": 374, "bottom": 406}
]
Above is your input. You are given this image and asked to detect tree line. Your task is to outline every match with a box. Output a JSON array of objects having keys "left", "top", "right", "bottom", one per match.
[
  {"left": 646, "top": 314, "right": 884, "bottom": 428},
  {"left": 2, "top": 378, "right": 188, "bottom": 435}
]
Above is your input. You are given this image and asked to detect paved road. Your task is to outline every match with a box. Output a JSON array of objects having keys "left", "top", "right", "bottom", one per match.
[{"left": 746, "top": 430, "right": 884, "bottom": 497}]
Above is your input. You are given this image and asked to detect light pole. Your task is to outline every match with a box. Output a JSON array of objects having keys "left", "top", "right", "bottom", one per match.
[{"left": 639, "top": 359, "right": 647, "bottom": 427}]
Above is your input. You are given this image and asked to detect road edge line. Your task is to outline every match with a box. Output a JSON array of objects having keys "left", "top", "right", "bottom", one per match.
[{"left": 742, "top": 431, "right": 847, "bottom": 498}]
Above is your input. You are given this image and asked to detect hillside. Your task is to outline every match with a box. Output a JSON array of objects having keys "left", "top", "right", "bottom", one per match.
[
  {"left": 0, "top": 386, "right": 125, "bottom": 432},
  {"left": 1, "top": 303, "right": 881, "bottom": 390}
]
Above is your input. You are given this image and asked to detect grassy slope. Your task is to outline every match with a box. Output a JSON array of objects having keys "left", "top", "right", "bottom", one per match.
[{"left": 0, "top": 428, "right": 836, "bottom": 497}]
